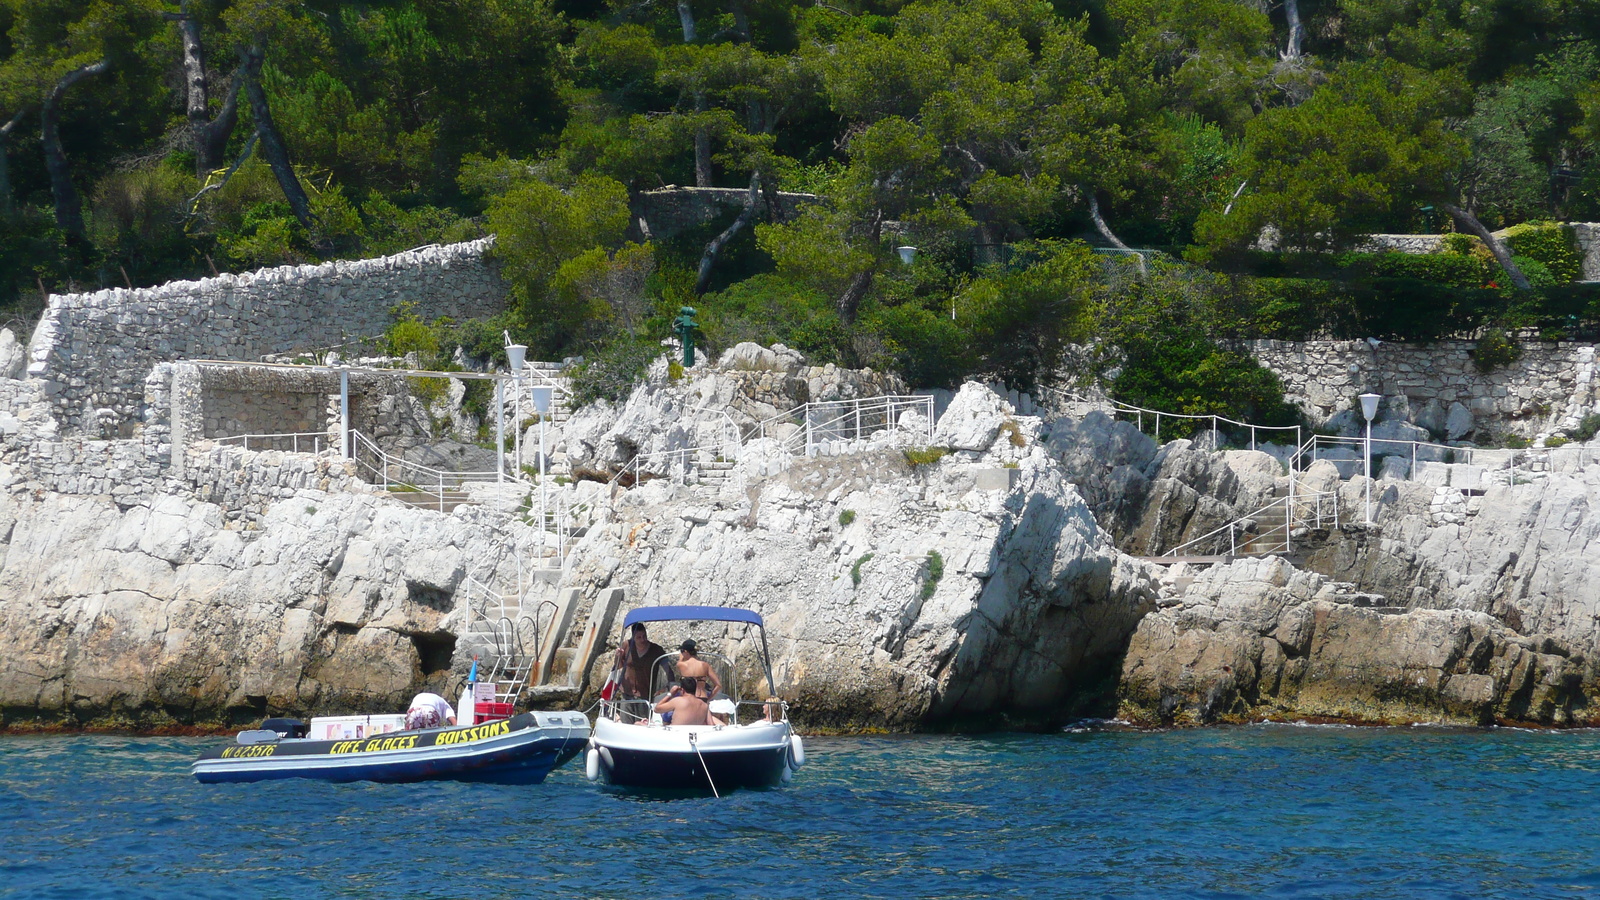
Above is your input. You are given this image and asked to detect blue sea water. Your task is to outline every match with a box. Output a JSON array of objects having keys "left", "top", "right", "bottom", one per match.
[{"left": 3, "top": 724, "right": 1600, "bottom": 899}]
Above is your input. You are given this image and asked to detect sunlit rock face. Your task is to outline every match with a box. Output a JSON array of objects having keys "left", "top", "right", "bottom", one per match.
[
  {"left": 558, "top": 383, "right": 1160, "bottom": 730},
  {"left": 1120, "top": 556, "right": 1590, "bottom": 727}
]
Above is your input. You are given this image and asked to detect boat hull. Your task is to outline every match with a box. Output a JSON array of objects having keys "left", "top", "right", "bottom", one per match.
[
  {"left": 192, "top": 712, "right": 590, "bottom": 785},
  {"left": 590, "top": 718, "right": 792, "bottom": 792}
]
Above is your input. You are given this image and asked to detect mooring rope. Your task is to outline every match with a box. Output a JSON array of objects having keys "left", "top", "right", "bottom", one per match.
[{"left": 688, "top": 731, "right": 720, "bottom": 798}]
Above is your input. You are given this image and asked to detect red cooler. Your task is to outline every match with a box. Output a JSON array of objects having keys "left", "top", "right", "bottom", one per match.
[{"left": 474, "top": 702, "right": 514, "bottom": 724}]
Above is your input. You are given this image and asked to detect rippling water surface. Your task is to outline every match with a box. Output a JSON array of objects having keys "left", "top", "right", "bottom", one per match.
[{"left": 4, "top": 725, "right": 1600, "bottom": 898}]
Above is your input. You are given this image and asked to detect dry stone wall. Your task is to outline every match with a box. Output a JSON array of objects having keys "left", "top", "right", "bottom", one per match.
[
  {"left": 1249, "top": 339, "right": 1598, "bottom": 440},
  {"left": 1361, "top": 223, "right": 1600, "bottom": 280},
  {"left": 26, "top": 240, "right": 505, "bottom": 434},
  {"left": 630, "top": 187, "right": 820, "bottom": 242}
]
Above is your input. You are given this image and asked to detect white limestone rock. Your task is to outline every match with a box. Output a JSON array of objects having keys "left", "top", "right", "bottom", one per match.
[
  {"left": 0, "top": 328, "right": 24, "bottom": 380},
  {"left": 932, "top": 382, "right": 1013, "bottom": 452},
  {"left": 1119, "top": 557, "right": 1587, "bottom": 726},
  {"left": 558, "top": 442, "right": 1159, "bottom": 728},
  {"left": 0, "top": 489, "right": 552, "bottom": 729}
]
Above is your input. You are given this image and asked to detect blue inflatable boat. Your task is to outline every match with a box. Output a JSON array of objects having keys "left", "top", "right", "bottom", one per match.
[{"left": 192, "top": 711, "right": 590, "bottom": 784}]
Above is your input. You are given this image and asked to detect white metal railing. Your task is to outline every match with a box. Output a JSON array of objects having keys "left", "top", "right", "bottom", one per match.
[
  {"left": 753, "top": 395, "right": 936, "bottom": 456},
  {"left": 348, "top": 430, "right": 575, "bottom": 565},
  {"left": 459, "top": 572, "right": 563, "bottom": 700},
  {"left": 703, "top": 408, "right": 743, "bottom": 462},
  {"left": 1290, "top": 434, "right": 1600, "bottom": 490},
  {"left": 349, "top": 430, "right": 501, "bottom": 512},
  {"left": 594, "top": 407, "right": 745, "bottom": 493},
  {"left": 1162, "top": 490, "right": 1338, "bottom": 559},
  {"left": 518, "top": 488, "right": 572, "bottom": 565},
  {"left": 1046, "top": 386, "right": 1302, "bottom": 452},
  {"left": 214, "top": 431, "right": 330, "bottom": 454},
  {"left": 602, "top": 445, "right": 711, "bottom": 490}
]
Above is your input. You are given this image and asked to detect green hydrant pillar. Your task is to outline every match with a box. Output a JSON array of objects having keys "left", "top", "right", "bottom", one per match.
[{"left": 674, "top": 306, "right": 698, "bottom": 368}]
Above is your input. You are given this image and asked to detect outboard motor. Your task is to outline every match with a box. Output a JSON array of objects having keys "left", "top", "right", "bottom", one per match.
[{"left": 259, "top": 718, "right": 308, "bottom": 739}]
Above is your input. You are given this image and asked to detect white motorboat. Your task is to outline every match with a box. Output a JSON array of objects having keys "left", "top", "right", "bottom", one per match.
[{"left": 585, "top": 605, "right": 804, "bottom": 794}]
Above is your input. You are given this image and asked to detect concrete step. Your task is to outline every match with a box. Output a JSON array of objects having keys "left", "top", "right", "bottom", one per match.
[{"left": 385, "top": 489, "right": 471, "bottom": 512}]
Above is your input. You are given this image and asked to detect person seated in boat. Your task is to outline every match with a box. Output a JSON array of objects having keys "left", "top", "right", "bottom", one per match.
[
  {"left": 675, "top": 641, "right": 728, "bottom": 725},
  {"left": 614, "top": 623, "right": 670, "bottom": 700},
  {"left": 674, "top": 640, "right": 722, "bottom": 699},
  {"left": 404, "top": 692, "right": 457, "bottom": 730},
  {"left": 653, "top": 676, "right": 711, "bottom": 727}
]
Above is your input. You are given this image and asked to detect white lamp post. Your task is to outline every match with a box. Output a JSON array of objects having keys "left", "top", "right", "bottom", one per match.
[
  {"left": 505, "top": 337, "right": 527, "bottom": 477},
  {"left": 896, "top": 246, "right": 918, "bottom": 266},
  {"left": 1358, "top": 392, "right": 1381, "bottom": 525},
  {"left": 531, "top": 385, "right": 553, "bottom": 540}
]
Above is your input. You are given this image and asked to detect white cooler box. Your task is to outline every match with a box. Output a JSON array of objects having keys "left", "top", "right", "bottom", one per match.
[{"left": 307, "top": 714, "right": 408, "bottom": 741}]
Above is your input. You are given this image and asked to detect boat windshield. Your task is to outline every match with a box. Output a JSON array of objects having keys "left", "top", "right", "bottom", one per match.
[{"left": 603, "top": 612, "right": 783, "bottom": 727}]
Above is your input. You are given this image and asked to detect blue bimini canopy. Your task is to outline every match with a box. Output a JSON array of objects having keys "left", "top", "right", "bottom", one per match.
[{"left": 622, "top": 605, "right": 764, "bottom": 628}]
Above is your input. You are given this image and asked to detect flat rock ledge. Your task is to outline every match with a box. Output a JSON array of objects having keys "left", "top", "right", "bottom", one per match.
[{"left": 1119, "top": 557, "right": 1594, "bottom": 727}]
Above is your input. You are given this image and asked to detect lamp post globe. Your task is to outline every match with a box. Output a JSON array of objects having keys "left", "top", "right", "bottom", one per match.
[{"left": 1358, "top": 393, "right": 1380, "bottom": 422}]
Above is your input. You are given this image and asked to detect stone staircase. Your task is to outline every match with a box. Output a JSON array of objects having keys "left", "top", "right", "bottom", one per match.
[{"left": 698, "top": 459, "right": 736, "bottom": 485}]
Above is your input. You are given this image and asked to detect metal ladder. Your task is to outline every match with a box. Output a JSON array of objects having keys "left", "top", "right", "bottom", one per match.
[{"left": 461, "top": 575, "right": 558, "bottom": 708}]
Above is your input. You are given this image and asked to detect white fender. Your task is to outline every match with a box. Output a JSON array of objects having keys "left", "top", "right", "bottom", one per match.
[
  {"left": 585, "top": 748, "right": 600, "bottom": 782},
  {"left": 781, "top": 763, "right": 793, "bottom": 783},
  {"left": 788, "top": 733, "right": 805, "bottom": 769}
]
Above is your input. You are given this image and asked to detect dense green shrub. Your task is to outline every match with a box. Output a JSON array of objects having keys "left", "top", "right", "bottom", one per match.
[
  {"left": 698, "top": 274, "right": 849, "bottom": 363},
  {"left": 850, "top": 553, "right": 873, "bottom": 588},
  {"left": 1573, "top": 415, "right": 1600, "bottom": 442},
  {"left": 1352, "top": 252, "right": 1494, "bottom": 289},
  {"left": 903, "top": 447, "right": 950, "bottom": 467},
  {"left": 388, "top": 314, "right": 442, "bottom": 360},
  {"left": 921, "top": 550, "right": 944, "bottom": 600},
  {"left": 1097, "top": 271, "right": 1302, "bottom": 436},
  {"left": 1503, "top": 223, "right": 1582, "bottom": 284},
  {"left": 567, "top": 335, "right": 659, "bottom": 407},
  {"left": 957, "top": 240, "right": 1098, "bottom": 390},
  {"left": 1509, "top": 255, "right": 1557, "bottom": 288},
  {"left": 1472, "top": 329, "right": 1522, "bottom": 373},
  {"left": 88, "top": 165, "right": 201, "bottom": 286},
  {"left": 860, "top": 303, "right": 970, "bottom": 390}
]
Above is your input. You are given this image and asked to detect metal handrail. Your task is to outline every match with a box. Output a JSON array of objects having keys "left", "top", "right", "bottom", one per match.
[
  {"left": 751, "top": 395, "right": 935, "bottom": 455},
  {"left": 214, "top": 431, "right": 329, "bottom": 453},
  {"left": 1290, "top": 434, "right": 1597, "bottom": 489},
  {"left": 460, "top": 574, "right": 557, "bottom": 703},
  {"left": 799, "top": 395, "right": 935, "bottom": 454},
  {"left": 1045, "top": 385, "right": 1302, "bottom": 451},
  {"left": 1162, "top": 490, "right": 1338, "bottom": 558},
  {"left": 350, "top": 430, "right": 499, "bottom": 485}
]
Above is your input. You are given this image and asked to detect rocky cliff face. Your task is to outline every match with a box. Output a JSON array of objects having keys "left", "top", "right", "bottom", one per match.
[
  {"left": 1120, "top": 557, "right": 1591, "bottom": 726},
  {"left": 0, "top": 381, "right": 1163, "bottom": 731},
  {"left": 553, "top": 384, "right": 1160, "bottom": 729},
  {"left": 1303, "top": 457, "right": 1600, "bottom": 651},
  {"left": 1046, "top": 412, "right": 1284, "bottom": 554},
  {"left": 0, "top": 478, "right": 549, "bottom": 729}
]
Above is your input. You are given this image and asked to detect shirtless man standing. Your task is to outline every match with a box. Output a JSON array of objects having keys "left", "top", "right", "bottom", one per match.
[
  {"left": 674, "top": 640, "right": 722, "bottom": 698},
  {"left": 654, "top": 677, "right": 711, "bottom": 726}
]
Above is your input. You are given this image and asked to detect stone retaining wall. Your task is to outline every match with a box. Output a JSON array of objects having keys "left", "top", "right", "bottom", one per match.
[
  {"left": 26, "top": 240, "right": 506, "bottom": 435},
  {"left": 630, "top": 187, "right": 820, "bottom": 242},
  {"left": 1249, "top": 339, "right": 1598, "bottom": 440},
  {"left": 1361, "top": 223, "right": 1600, "bottom": 280}
]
